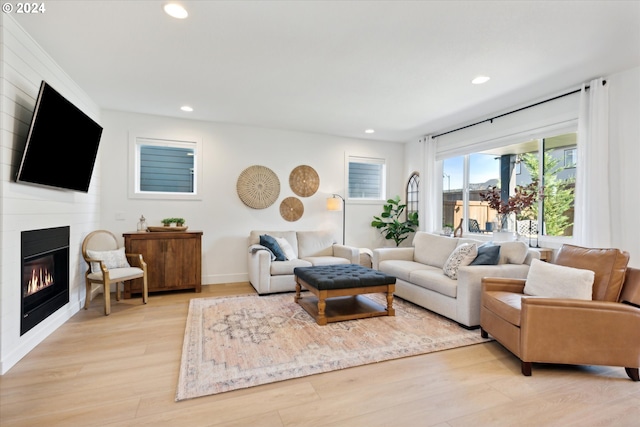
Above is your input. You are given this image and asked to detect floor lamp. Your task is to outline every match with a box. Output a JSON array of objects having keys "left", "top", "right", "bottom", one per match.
[{"left": 327, "top": 194, "right": 345, "bottom": 245}]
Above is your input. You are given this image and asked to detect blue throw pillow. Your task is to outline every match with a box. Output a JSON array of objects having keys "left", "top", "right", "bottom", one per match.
[
  {"left": 259, "top": 234, "right": 287, "bottom": 261},
  {"left": 470, "top": 242, "right": 501, "bottom": 265}
]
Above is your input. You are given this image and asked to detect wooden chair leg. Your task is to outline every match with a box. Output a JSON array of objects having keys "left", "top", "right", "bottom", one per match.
[
  {"left": 116, "top": 282, "right": 121, "bottom": 301},
  {"left": 84, "top": 280, "right": 92, "bottom": 310},
  {"left": 142, "top": 275, "right": 148, "bottom": 304},
  {"left": 625, "top": 367, "right": 639, "bottom": 381},
  {"left": 103, "top": 284, "right": 111, "bottom": 316},
  {"left": 521, "top": 361, "right": 532, "bottom": 376}
]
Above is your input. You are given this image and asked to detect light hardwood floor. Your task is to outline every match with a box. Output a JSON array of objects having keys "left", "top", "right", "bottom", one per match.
[{"left": 1, "top": 283, "right": 638, "bottom": 427}]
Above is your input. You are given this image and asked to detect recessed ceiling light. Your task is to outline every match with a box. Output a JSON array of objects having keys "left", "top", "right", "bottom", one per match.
[
  {"left": 180, "top": 105, "right": 193, "bottom": 112},
  {"left": 365, "top": 129, "right": 375, "bottom": 134},
  {"left": 471, "top": 75, "right": 490, "bottom": 85},
  {"left": 164, "top": 3, "right": 188, "bottom": 19}
]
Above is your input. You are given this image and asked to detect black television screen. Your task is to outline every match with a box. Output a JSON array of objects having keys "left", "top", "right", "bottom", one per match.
[{"left": 16, "top": 81, "right": 103, "bottom": 192}]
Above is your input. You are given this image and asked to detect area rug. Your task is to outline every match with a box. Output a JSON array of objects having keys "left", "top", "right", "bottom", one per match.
[{"left": 176, "top": 293, "right": 491, "bottom": 401}]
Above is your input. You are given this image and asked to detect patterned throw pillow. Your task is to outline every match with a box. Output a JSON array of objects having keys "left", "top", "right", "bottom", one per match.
[
  {"left": 86, "top": 247, "right": 131, "bottom": 273},
  {"left": 442, "top": 243, "right": 478, "bottom": 280}
]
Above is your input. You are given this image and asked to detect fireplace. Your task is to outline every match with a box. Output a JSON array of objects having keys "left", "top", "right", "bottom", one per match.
[{"left": 21, "top": 226, "right": 70, "bottom": 335}]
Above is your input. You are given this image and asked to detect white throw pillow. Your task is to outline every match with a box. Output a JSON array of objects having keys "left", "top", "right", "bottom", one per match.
[
  {"left": 442, "top": 243, "right": 478, "bottom": 280},
  {"left": 274, "top": 237, "right": 297, "bottom": 260},
  {"left": 86, "top": 247, "right": 130, "bottom": 273},
  {"left": 523, "top": 259, "right": 595, "bottom": 300}
]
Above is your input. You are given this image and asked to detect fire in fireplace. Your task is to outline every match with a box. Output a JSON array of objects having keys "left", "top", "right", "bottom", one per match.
[
  {"left": 21, "top": 226, "right": 70, "bottom": 335},
  {"left": 24, "top": 254, "right": 55, "bottom": 297}
]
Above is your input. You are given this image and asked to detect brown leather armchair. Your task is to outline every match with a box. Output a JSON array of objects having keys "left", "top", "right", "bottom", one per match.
[{"left": 480, "top": 244, "right": 640, "bottom": 381}]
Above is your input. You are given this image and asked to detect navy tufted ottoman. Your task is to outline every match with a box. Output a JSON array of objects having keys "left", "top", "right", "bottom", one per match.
[{"left": 293, "top": 264, "right": 396, "bottom": 325}]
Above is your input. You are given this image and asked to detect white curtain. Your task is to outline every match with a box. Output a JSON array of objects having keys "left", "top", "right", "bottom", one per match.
[
  {"left": 421, "top": 135, "right": 440, "bottom": 233},
  {"left": 574, "top": 78, "right": 610, "bottom": 247}
]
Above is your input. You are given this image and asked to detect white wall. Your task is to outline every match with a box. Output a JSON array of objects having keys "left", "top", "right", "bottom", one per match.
[
  {"left": 99, "top": 110, "right": 407, "bottom": 284},
  {"left": 0, "top": 16, "right": 102, "bottom": 373}
]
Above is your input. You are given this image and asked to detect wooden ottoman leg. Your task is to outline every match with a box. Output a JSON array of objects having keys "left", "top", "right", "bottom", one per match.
[
  {"left": 294, "top": 280, "right": 302, "bottom": 302},
  {"left": 386, "top": 286, "right": 395, "bottom": 316},
  {"left": 317, "top": 290, "right": 327, "bottom": 325}
]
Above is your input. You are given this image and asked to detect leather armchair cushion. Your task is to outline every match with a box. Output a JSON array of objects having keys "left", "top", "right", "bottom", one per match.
[
  {"left": 555, "top": 244, "right": 630, "bottom": 301},
  {"left": 483, "top": 290, "right": 525, "bottom": 326},
  {"left": 621, "top": 268, "right": 640, "bottom": 306}
]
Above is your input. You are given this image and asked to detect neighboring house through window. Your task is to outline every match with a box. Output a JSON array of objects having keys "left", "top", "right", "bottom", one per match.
[
  {"left": 347, "top": 156, "right": 386, "bottom": 200},
  {"left": 129, "top": 135, "right": 202, "bottom": 200}
]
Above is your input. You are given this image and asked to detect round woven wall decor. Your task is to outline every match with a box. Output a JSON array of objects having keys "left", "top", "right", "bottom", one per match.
[
  {"left": 289, "top": 165, "right": 319, "bottom": 197},
  {"left": 279, "top": 197, "right": 304, "bottom": 222},
  {"left": 236, "top": 165, "right": 280, "bottom": 209}
]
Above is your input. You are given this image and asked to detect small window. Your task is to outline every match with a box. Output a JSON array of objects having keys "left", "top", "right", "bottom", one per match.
[
  {"left": 129, "top": 135, "right": 202, "bottom": 200},
  {"left": 564, "top": 148, "right": 577, "bottom": 168},
  {"left": 140, "top": 145, "right": 194, "bottom": 192},
  {"left": 347, "top": 156, "right": 386, "bottom": 200},
  {"left": 406, "top": 172, "right": 419, "bottom": 219}
]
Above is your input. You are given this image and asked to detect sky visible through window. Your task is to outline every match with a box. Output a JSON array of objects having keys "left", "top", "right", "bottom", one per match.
[{"left": 444, "top": 156, "right": 499, "bottom": 190}]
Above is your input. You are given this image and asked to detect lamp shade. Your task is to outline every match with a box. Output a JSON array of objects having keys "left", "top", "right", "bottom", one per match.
[{"left": 326, "top": 197, "right": 342, "bottom": 211}]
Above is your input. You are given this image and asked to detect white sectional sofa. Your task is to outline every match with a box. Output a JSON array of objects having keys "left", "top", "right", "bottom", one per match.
[
  {"left": 373, "top": 232, "right": 539, "bottom": 328},
  {"left": 248, "top": 230, "right": 360, "bottom": 295}
]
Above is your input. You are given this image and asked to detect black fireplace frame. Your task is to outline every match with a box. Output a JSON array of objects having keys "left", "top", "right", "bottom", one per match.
[{"left": 21, "top": 226, "right": 70, "bottom": 335}]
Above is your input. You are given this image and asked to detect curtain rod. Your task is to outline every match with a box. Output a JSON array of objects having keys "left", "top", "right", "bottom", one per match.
[{"left": 431, "top": 80, "right": 606, "bottom": 139}]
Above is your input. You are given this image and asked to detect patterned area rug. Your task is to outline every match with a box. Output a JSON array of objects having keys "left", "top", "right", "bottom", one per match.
[{"left": 176, "top": 293, "right": 490, "bottom": 401}]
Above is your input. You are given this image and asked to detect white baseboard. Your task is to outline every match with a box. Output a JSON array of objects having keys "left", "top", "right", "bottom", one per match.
[{"left": 202, "top": 273, "right": 248, "bottom": 285}]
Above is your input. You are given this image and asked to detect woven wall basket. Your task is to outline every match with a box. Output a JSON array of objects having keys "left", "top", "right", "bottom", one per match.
[
  {"left": 280, "top": 197, "right": 304, "bottom": 222},
  {"left": 289, "top": 165, "right": 319, "bottom": 197},
  {"left": 236, "top": 165, "right": 280, "bottom": 209}
]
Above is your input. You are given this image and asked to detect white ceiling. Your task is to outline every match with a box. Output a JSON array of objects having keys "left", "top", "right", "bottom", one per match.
[{"left": 13, "top": 1, "right": 640, "bottom": 143}]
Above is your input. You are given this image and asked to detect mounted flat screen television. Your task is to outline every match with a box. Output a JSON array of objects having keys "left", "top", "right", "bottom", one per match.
[{"left": 16, "top": 81, "right": 103, "bottom": 192}]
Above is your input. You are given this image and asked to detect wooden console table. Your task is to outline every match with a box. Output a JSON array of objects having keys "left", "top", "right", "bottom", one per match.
[{"left": 123, "top": 230, "right": 202, "bottom": 297}]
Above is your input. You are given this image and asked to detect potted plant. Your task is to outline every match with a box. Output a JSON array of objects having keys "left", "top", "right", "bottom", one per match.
[
  {"left": 371, "top": 196, "right": 419, "bottom": 246},
  {"left": 161, "top": 217, "right": 186, "bottom": 227}
]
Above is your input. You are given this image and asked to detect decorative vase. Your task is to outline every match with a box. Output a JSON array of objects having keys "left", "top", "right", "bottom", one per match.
[{"left": 453, "top": 218, "right": 463, "bottom": 237}]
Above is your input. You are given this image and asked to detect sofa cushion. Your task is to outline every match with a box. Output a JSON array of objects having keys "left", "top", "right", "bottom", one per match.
[
  {"left": 275, "top": 236, "right": 297, "bottom": 260},
  {"left": 260, "top": 234, "right": 287, "bottom": 261},
  {"left": 554, "top": 244, "right": 630, "bottom": 302},
  {"left": 442, "top": 243, "right": 478, "bottom": 279},
  {"left": 413, "top": 232, "right": 459, "bottom": 268},
  {"left": 470, "top": 242, "right": 501, "bottom": 265},
  {"left": 270, "top": 258, "right": 312, "bottom": 276},
  {"left": 378, "top": 259, "right": 432, "bottom": 282},
  {"left": 457, "top": 238, "right": 483, "bottom": 247},
  {"left": 302, "top": 256, "right": 351, "bottom": 266},
  {"left": 297, "top": 230, "right": 335, "bottom": 258},
  {"left": 496, "top": 241, "right": 528, "bottom": 265},
  {"left": 523, "top": 258, "right": 595, "bottom": 300},
  {"left": 409, "top": 269, "right": 458, "bottom": 298}
]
